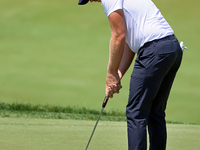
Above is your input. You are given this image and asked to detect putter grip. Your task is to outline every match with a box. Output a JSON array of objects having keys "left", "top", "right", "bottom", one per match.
[{"left": 102, "top": 97, "right": 109, "bottom": 108}]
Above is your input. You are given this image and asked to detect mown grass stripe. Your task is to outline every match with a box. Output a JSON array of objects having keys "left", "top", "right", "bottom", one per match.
[
  {"left": 0, "top": 102, "right": 125, "bottom": 116},
  {"left": 0, "top": 110, "right": 126, "bottom": 121},
  {"left": 0, "top": 102, "right": 126, "bottom": 121},
  {"left": 0, "top": 102, "right": 189, "bottom": 124}
]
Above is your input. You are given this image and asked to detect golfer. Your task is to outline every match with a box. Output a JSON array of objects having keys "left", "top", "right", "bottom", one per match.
[{"left": 78, "top": 0, "right": 183, "bottom": 150}]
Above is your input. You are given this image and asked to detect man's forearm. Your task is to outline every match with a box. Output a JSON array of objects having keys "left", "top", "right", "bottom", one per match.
[
  {"left": 107, "top": 34, "right": 126, "bottom": 75},
  {"left": 105, "top": 9, "right": 126, "bottom": 98},
  {"left": 118, "top": 43, "right": 135, "bottom": 79}
]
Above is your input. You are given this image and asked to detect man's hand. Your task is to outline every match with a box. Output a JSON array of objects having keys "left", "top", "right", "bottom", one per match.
[{"left": 106, "top": 72, "right": 122, "bottom": 98}]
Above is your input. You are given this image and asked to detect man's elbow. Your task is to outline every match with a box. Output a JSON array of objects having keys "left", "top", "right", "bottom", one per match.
[
  {"left": 119, "top": 33, "right": 126, "bottom": 42},
  {"left": 114, "top": 32, "right": 126, "bottom": 43}
]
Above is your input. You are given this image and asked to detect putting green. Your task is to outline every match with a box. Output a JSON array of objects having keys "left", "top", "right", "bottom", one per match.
[{"left": 0, "top": 117, "right": 200, "bottom": 150}]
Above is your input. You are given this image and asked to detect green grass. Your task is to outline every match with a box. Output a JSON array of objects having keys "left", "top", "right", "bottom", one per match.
[
  {"left": 0, "top": 102, "right": 126, "bottom": 121},
  {"left": 0, "top": 102, "right": 186, "bottom": 124},
  {"left": 0, "top": 0, "right": 200, "bottom": 124},
  {"left": 0, "top": 117, "right": 200, "bottom": 150}
]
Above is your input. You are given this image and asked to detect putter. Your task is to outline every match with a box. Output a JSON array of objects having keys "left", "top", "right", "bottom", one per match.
[{"left": 85, "top": 97, "right": 109, "bottom": 150}]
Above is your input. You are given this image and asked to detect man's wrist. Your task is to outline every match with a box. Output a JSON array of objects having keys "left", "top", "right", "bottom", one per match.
[{"left": 107, "top": 67, "right": 118, "bottom": 74}]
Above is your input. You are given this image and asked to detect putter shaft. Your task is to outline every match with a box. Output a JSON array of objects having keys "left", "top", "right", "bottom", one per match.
[
  {"left": 85, "top": 107, "right": 104, "bottom": 150},
  {"left": 85, "top": 97, "right": 108, "bottom": 150}
]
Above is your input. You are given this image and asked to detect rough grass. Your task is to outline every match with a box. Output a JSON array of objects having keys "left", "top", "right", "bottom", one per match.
[
  {"left": 0, "top": 102, "right": 190, "bottom": 124},
  {"left": 0, "top": 102, "right": 126, "bottom": 121}
]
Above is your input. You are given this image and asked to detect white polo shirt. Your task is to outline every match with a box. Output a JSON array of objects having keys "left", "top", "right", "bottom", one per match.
[{"left": 101, "top": 0, "right": 174, "bottom": 53}]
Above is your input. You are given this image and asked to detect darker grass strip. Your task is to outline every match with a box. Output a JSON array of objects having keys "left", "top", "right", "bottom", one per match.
[
  {"left": 0, "top": 102, "right": 126, "bottom": 121},
  {"left": 0, "top": 102, "right": 191, "bottom": 124}
]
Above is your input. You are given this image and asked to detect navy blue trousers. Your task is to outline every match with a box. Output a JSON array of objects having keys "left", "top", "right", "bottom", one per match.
[{"left": 126, "top": 35, "right": 182, "bottom": 150}]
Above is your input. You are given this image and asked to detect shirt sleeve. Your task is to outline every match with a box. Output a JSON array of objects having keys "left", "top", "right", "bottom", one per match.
[{"left": 101, "top": 0, "right": 123, "bottom": 18}]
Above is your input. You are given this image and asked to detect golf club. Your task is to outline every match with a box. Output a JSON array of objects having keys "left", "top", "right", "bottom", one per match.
[{"left": 85, "top": 97, "right": 109, "bottom": 150}]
